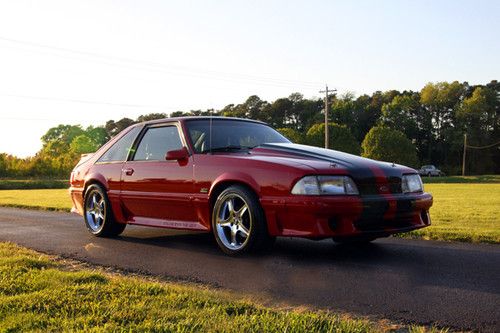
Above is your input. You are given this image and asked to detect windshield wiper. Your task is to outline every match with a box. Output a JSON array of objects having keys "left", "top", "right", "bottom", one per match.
[{"left": 201, "top": 145, "right": 252, "bottom": 154}]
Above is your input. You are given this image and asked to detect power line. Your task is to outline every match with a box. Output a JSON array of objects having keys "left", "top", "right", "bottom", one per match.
[
  {"left": 0, "top": 43, "right": 318, "bottom": 90},
  {"left": 0, "top": 36, "right": 323, "bottom": 89},
  {"left": 462, "top": 133, "right": 499, "bottom": 175},
  {"left": 0, "top": 93, "right": 178, "bottom": 110},
  {"left": 466, "top": 141, "right": 500, "bottom": 149}
]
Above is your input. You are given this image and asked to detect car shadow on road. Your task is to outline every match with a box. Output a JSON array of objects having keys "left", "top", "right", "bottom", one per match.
[
  {"left": 111, "top": 227, "right": 500, "bottom": 295},
  {"left": 118, "top": 226, "right": 392, "bottom": 262}
]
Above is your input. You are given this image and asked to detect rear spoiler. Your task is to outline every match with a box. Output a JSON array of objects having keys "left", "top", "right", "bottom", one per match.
[{"left": 76, "top": 153, "right": 94, "bottom": 167}]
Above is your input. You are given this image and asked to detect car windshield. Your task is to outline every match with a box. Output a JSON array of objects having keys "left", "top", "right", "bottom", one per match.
[{"left": 185, "top": 119, "right": 290, "bottom": 153}]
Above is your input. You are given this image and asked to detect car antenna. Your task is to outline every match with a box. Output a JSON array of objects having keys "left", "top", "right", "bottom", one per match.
[{"left": 209, "top": 108, "right": 213, "bottom": 155}]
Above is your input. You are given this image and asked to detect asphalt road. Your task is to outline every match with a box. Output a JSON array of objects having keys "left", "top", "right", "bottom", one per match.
[{"left": 0, "top": 207, "right": 499, "bottom": 332}]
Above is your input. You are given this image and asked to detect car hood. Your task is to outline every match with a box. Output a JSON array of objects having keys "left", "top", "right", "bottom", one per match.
[{"left": 251, "top": 143, "right": 416, "bottom": 193}]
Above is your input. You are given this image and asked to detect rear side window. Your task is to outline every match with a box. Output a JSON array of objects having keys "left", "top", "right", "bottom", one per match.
[
  {"left": 133, "top": 126, "right": 183, "bottom": 161},
  {"left": 98, "top": 127, "right": 141, "bottom": 162}
]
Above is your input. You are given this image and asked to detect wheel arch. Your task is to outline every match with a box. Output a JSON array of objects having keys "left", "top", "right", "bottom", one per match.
[
  {"left": 83, "top": 173, "right": 109, "bottom": 197},
  {"left": 209, "top": 177, "right": 260, "bottom": 212},
  {"left": 82, "top": 174, "right": 127, "bottom": 223}
]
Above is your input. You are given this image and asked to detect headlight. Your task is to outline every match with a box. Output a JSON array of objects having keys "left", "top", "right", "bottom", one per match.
[
  {"left": 291, "top": 176, "right": 359, "bottom": 195},
  {"left": 402, "top": 174, "right": 423, "bottom": 193}
]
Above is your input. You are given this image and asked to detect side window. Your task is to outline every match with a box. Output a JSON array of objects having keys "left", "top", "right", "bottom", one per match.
[
  {"left": 98, "top": 127, "right": 141, "bottom": 162},
  {"left": 133, "top": 126, "right": 183, "bottom": 161}
]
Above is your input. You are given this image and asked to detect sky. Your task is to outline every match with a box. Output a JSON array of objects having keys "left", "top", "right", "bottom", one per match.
[{"left": 0, "top": 0, "right": 499, "bottom": 157}]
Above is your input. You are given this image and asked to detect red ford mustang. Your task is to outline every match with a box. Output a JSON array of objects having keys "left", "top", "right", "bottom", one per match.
[{"left": 70, "top": 117, "right": 432, "bottom": 255}]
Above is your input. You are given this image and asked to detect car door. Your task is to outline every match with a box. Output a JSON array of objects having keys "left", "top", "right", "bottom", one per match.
[
  {"left": 120, "top": 123, "right": 199, "bottom": 228},
  {"left": 92, "top": 126, "right": 142, "bottom": 221}
]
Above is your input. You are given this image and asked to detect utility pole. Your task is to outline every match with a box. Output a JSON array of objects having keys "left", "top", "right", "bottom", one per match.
[
  {"left": 462, "top": 133, "right": 467, "bottom": 176},
  {"left": 319, "top": 85, "right": 336, "bottom": 149}
]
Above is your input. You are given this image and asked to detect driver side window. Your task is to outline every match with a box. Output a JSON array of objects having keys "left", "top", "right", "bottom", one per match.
[{"left": 133, "top": 126, "right": 183, "bottom": 161}]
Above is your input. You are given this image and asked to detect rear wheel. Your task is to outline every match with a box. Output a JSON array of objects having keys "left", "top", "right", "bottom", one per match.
[
  {"left": 212, "top": 185, "right": 274, "bottom": 255},
  {"left": 84, "top": 184, "right": 126, "bottom": 237}
]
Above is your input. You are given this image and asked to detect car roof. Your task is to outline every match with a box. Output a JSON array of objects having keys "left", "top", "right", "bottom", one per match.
[{"left": 142, "top": 116, "right": 268, "bottom": 126}]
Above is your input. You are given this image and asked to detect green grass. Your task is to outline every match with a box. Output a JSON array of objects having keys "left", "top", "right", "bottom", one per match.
[
  {"left": 0, "top": 242, "right": 447, "bottom": 333},
  {"left": 400, "top": 183, "right": 500, "bottom": 243},
  {"left": 0, "top": 189, "right": 71, "bottom": 211},
  {"left": 0, "top": 184, "right": 499, "bottom": 243},
  {"left": 422, "top": 174, "right": 500, "bottom": 184},
  {"left": 0, "top": 179, "right": 69, "bottom": 190}
]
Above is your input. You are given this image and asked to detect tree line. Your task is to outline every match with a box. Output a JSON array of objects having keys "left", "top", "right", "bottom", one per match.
[{"left": 1, "top": 80, "right": 498, "bottom": 178}]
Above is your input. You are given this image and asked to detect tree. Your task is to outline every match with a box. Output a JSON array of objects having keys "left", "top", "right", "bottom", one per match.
[
  {"left": 306, "top": 123, "right": 361, "bottom": 155},
  {"left": 0, "top": 153, "right": 6, "bottom": 177},
  {"left": 105, "top": 118, "right": 136, "bottom": 137},
  {"left": 361, "top": 126, "right": 418, "bottom": 167},
  {"left": 457, "top": 86, "right": 499, "bottom": 174},
  {"left": 277, "top": 128, "right": 303, "bottom": 143},
  {"left": 136, "top": 113, "right": 167, "bottom": 122},
  {"left": 41, "top": 125, "right": 85, "bottom": 157},
  {"left": 70, "top": 135, "right": 99, "bottom": 155},
  {"left": 283, "top": 93, "right": 322, "bottom": 131},
  {"left": 330, "top": 93, "right": 356, "bottom": 129},
  {"left": 265, "top": 97, "right": 293, "bottom": 128},
  {"left": 170, "top": 111, "right": 186, "bottom": 117},
  {"left": 458, "top": 86, "right": 497, "bottom": 133},
  {"left": 220, "top": 96, "right": 269, "bottom": 121},
  {"left": 380, "top": 94, "right": 428, "bottom": 160},
  {"left": 85, "top": 126, "right": 109, "bottom": 147}
]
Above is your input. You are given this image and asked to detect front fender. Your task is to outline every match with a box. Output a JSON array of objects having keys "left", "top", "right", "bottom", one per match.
[{"left": 209, "top": 172, "right": 261, "bottom": 197}]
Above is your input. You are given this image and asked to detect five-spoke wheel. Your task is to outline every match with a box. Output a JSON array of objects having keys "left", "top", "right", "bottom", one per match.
[
  {"left": 84, "top": 184, "right": 126, "bottom": 237},
  {"left": 85, "top": 189, "right": 106, "bottom": 233},
  {"left": 212, "top": 185, "right": 274, "bottom": 255},
  {"left": 214, "top": 193, "right": 252, "bottom": 251}
]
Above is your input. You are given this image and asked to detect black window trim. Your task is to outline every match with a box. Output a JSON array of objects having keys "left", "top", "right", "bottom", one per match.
[
  {"left": 95, "top": 125, "right": 144, "bottom": 165},
  {"left": 127, "top": 121, "right": 191, "bottom": 162}
]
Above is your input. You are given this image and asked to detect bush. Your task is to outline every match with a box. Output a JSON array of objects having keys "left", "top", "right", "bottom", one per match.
[
  {"left": 305, "top": 123, "right": 361, "bottom": 155},
  {"left": 276, "top": 128, "right": 303, "bottom": 143},
  {"left": 361, "top": 126, "right": 419, "bottom": 167}
]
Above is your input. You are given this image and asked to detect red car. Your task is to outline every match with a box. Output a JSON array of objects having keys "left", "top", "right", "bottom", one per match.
[{"left": 70, "top": 117, "right": 432, "bottom": 255}]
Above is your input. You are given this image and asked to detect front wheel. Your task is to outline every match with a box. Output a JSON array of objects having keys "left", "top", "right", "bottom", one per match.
[
  {"left": 212, "top": 185, "right": 274, "bottom": 255},
  {"left": 84, "top": 184, "right": 126, "bottom": 237}
]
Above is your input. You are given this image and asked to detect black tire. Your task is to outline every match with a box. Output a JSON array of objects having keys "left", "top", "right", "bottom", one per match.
[
  {"left": 83, "top": 184, "right": 126, "bottom": 237},
  {"left": 332, "top": 235, "right": 377, "bottom": 244},
  {"left": 211, "top": 185, "right": 275, "bottom": 255}
]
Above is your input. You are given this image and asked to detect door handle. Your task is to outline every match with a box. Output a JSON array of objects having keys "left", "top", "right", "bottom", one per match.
[{"left": 123, "top": 168, "right": 134, "bottom": 176}]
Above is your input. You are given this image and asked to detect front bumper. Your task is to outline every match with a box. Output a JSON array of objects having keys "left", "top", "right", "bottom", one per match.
[{"left": 262, "top": 192, "right": 433, "bottom": 238}]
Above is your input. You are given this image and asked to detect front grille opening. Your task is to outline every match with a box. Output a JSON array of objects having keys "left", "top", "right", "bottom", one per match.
[{"left": 357, "top": 176, "right": 403, "bottom": 195}]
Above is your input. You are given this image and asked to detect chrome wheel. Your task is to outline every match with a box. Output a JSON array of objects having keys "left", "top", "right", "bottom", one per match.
[
  {"left": 215, "top": 193, "right": 252, "bottom": 251},
  {"left": 85, "top": 189, "right": 106, "bottom": 233}
]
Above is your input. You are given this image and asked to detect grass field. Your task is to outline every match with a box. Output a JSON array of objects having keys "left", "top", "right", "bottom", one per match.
[
  {"left": 422, "top": 174, "right": 500, "bottom": 184},
  {"left": 0, "top": 242, "right": 446, "bottom": 333},
  {"left": 0, "top": 189, "right": 71, "bottom": 211},
  {"left": 0, "top": 184, "right": 499, "bottom": 243},
  {"left": 401, "top": 183, "right": 500, "bottom": 243},
  {"left": 0, "top": 179, "right": 68, "bottom": 190}
]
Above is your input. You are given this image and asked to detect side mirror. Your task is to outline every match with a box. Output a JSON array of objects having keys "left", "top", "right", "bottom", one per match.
[{"left": 165, "top": 147, "right": 189, "bottom": 161}]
